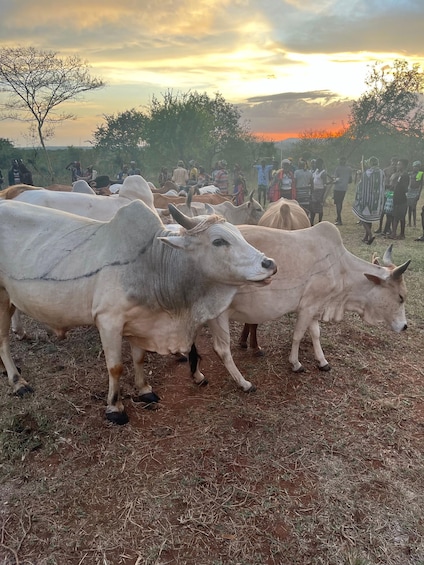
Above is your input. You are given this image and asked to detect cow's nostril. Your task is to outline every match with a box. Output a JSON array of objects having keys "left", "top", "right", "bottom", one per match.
[{"left": 262, "top": 258, "right": 275, "bottom": 270}]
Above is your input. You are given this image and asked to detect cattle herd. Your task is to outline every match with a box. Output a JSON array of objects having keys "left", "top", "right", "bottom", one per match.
[{"left": 0, "top": 175, "right": 410, "bottom": 424}]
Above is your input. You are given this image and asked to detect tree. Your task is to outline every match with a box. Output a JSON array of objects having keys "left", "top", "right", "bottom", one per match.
[
  {"left": 143, "top": 90, "right": 251, "bottom": 170},
  {"left": 0, "top": 47, "right": 105, "bottom": 180},
  {"left": 347, "top": 59, "right": 424, "bottom": 150},
  {"left": 91, "top": 109, "right": 146, "bottom": 171},
  {"left": 92, "top": 90, "right": 253, "bottom": 175}
]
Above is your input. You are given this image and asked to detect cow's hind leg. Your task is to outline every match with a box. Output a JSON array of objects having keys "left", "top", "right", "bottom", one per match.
[
  {"left": 0, "top": 293, "right": 33, "bottom": 395},
  {"left": 308, "top": 320, "right": 331, "bottom": 371},
  {"left": 289, "top": 314, "right": 309, "bottom": 373},
  {"left": 11, "top": 309, "right": 28, "bottom": 340},
  {"left": 128, "top": 341, "right": 160, "bottom": 408},
  {"left": 189, "top": 343, "right": 208, "bottom": 387},
  {"left": 239, "top": 324, "right": 263, "bottom": 356}
]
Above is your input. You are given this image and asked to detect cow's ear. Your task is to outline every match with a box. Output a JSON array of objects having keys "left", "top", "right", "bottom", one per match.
[
  {"left": 158, "top": 236, "right": 187, "bottom": 249},
  {"left": 364, "top": 272, "right": 389, "bottom": 285}
]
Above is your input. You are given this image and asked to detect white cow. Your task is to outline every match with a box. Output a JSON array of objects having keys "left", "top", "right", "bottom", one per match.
[
  {"left": 2, "top": 175, "right": 160, "bottom": 340},
  {"left": 181, "top": 193, "right": 264, "bottom": 225},
  {"left": 189, "top": 222, "right": 410, "bottom": 392},
  {"left": 1, "top": 175, "right": 158, "bottom": 220},
  {"left": 0, "top": 201, "right": 276, "bottom": 424},
  {"left": 72, "top": 180, "right": 96, "bottom": 194}
]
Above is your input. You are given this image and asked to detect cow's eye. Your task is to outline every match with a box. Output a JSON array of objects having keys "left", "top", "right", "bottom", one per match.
[{"left": 212, "top": 238, "right": 229, "bottom": 247}]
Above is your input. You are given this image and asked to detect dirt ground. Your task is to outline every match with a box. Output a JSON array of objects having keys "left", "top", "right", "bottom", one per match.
[{"left": 0, "top": 306, "right": 423, "bottom": 565}]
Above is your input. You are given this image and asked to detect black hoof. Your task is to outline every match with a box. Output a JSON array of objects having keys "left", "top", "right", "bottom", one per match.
[
  {"left": 14, "top": 384, "right": 34, "bottom": 397},
  {"left": 319, "top": 363, "right": 331, "bottom": 372},
  {"left": 106, "top": 411, "right": 129, "bottom": 425},
  {"left": 196, "top": 378, "right": 208, "bottom": 387},
  {"left": 245, "top": 384, "right": 256, "bottom": 393},
  {"left": 253, "top": 349, "right": 265, "bottom": 358},
  {"left": 239, "top": 342, "right": 248, "bottom": 349},
  {"left": 133, "top": 392, "right": 161, "bottom": 408},
  {"left": 140, "top": 391, "right": 160, "bottom": 403},
  {"left": 174, "top": 353, "right": 188, "bottom": 362},
  {"left": 293, "top": 366, "right": 305, "bottom": 373}
]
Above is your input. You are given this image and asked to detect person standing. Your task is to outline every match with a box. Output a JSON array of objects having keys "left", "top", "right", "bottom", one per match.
[
  {"left": 310, "top": 158, "right": 328, "bottom": 225},
  {"left": 172, "top": 160, "right": 189, "bottom": 191},
  {"left": 406, "top": 160, "right": 423, "bottom": 228},
  {"left": 352, "top": 156, "right": 385, "bottom": 244},
  {"left": 253, "top": 159, "right": 273, "bottom": 207},
  {"left": 233, "top": 164, "right": 247, "bottom": 206},
  {"left": 294, "top": 159, "right": 313, "bottom": 215},
  {"left": 389, "top": 159, "right": 409, "bottom": 240},
  {"left": 188, "top": 160, "right": 198, "bottom": 186},
  {"left": 8, "top": 159, "right": 22, "bottom": 186},
  {"left": 158, "top": 167, "right": 171, "bottom": 188},
  {"left": 213, "top": 160, "right": 229, "bottom": 194},
  {"left": 66, "top": 161, "right": 83, "bottom": 183},
  {"left": 332, "top": 157, "right": 352, "bottom": 225},
  {"left": 376, "top": 155, "right": 398, "bottom": 234},
  {"left": 268, "top": 159, "right": 295, "bottom": 203},
  {"left": 128, "top": 161, "right": 140, "bottom": 175}
]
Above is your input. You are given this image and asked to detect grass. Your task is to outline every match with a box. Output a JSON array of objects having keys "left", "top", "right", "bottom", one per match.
[{"left": 0, "top": 189, "right": 423, "bottom": 565}]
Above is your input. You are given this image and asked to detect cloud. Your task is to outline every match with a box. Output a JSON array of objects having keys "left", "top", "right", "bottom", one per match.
[{"left": 0, "top": 0, "right": 423, "bottom": 145}]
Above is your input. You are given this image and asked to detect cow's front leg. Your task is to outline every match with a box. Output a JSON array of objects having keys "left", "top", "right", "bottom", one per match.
[
  {"left": 128, "top": 340, "right": 160, "bottom": 407},
  {"left": 0, "top": 297, "right": 32, "bottom": 395},
  {"left": 308, "top": 319, "right": 331, "bottom": 371},
  {"left": 97, "top": 319, "right": 128, "bottom": 425},
  {"left": 208, "top": 316, "right": 255, "bottom": 392}
]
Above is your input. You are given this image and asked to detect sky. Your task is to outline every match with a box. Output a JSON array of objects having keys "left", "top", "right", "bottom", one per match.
[{"left": 0, "top": 0, "right": 424, "bottom": 147}]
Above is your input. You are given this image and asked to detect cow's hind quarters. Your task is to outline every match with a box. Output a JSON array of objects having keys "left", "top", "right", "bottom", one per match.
[
  {"left": 318, "top": 363, "right": 331, "bottom": 372},
  {"left": 106, "top": 410, "right": 129, "bottom": 425}
]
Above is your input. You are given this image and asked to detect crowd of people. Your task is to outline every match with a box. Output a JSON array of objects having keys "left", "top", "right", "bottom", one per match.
[
  {"left": 353, "top": 155, "right": 423, "bottom": 244},
  {"left": 157, "top": 159, "right": 247, "bottom": 203},
  {"left": 2, "top": 153, "right": 423, "bottom": 243}
]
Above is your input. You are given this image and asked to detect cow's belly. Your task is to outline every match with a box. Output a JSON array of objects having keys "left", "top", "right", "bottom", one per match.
[
  {"left": 228, "top": 283, "right": 303, "bottom": 325},
  {"left": 123, "top": 309, "right": 196, "bottom": 355},
  {"left": 6, "top": 280, "right": 95, "bottom": 329}
]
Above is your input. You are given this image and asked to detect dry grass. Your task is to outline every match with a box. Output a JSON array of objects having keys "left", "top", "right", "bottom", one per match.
[{"left": 1, "top": 193, "right": 423, "bottom": 565}]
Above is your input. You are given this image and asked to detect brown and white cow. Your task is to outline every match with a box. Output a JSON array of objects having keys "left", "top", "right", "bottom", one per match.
[{"left": 189, "top": 222, "right": 410, "bottom": 392}]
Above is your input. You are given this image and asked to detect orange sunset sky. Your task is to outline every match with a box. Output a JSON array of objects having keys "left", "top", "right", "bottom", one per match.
[{"left": 0, "top": 0, "right": 423, "bottom": 147}]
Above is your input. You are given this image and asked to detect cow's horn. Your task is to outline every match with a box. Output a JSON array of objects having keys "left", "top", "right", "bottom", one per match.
[
  {"left": 392, "top": 259, "right": 411, "bottom": 280},
  {"left": 168, "top": 203, "right": 198, "bottom": 230},
  {"left": 382, "top": 244, "right": 394, "bottom": 266}
]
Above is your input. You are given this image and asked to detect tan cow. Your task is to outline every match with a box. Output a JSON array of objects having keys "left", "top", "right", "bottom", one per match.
[
  {"left": 189, "top": 223, "right": 410, "bottom": 392},
  {"left": 242, "top": 198, "right": 311, "bottom": 354},
  {"left": 258, "top": 198, "right": 311, "bottom": 230}
]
